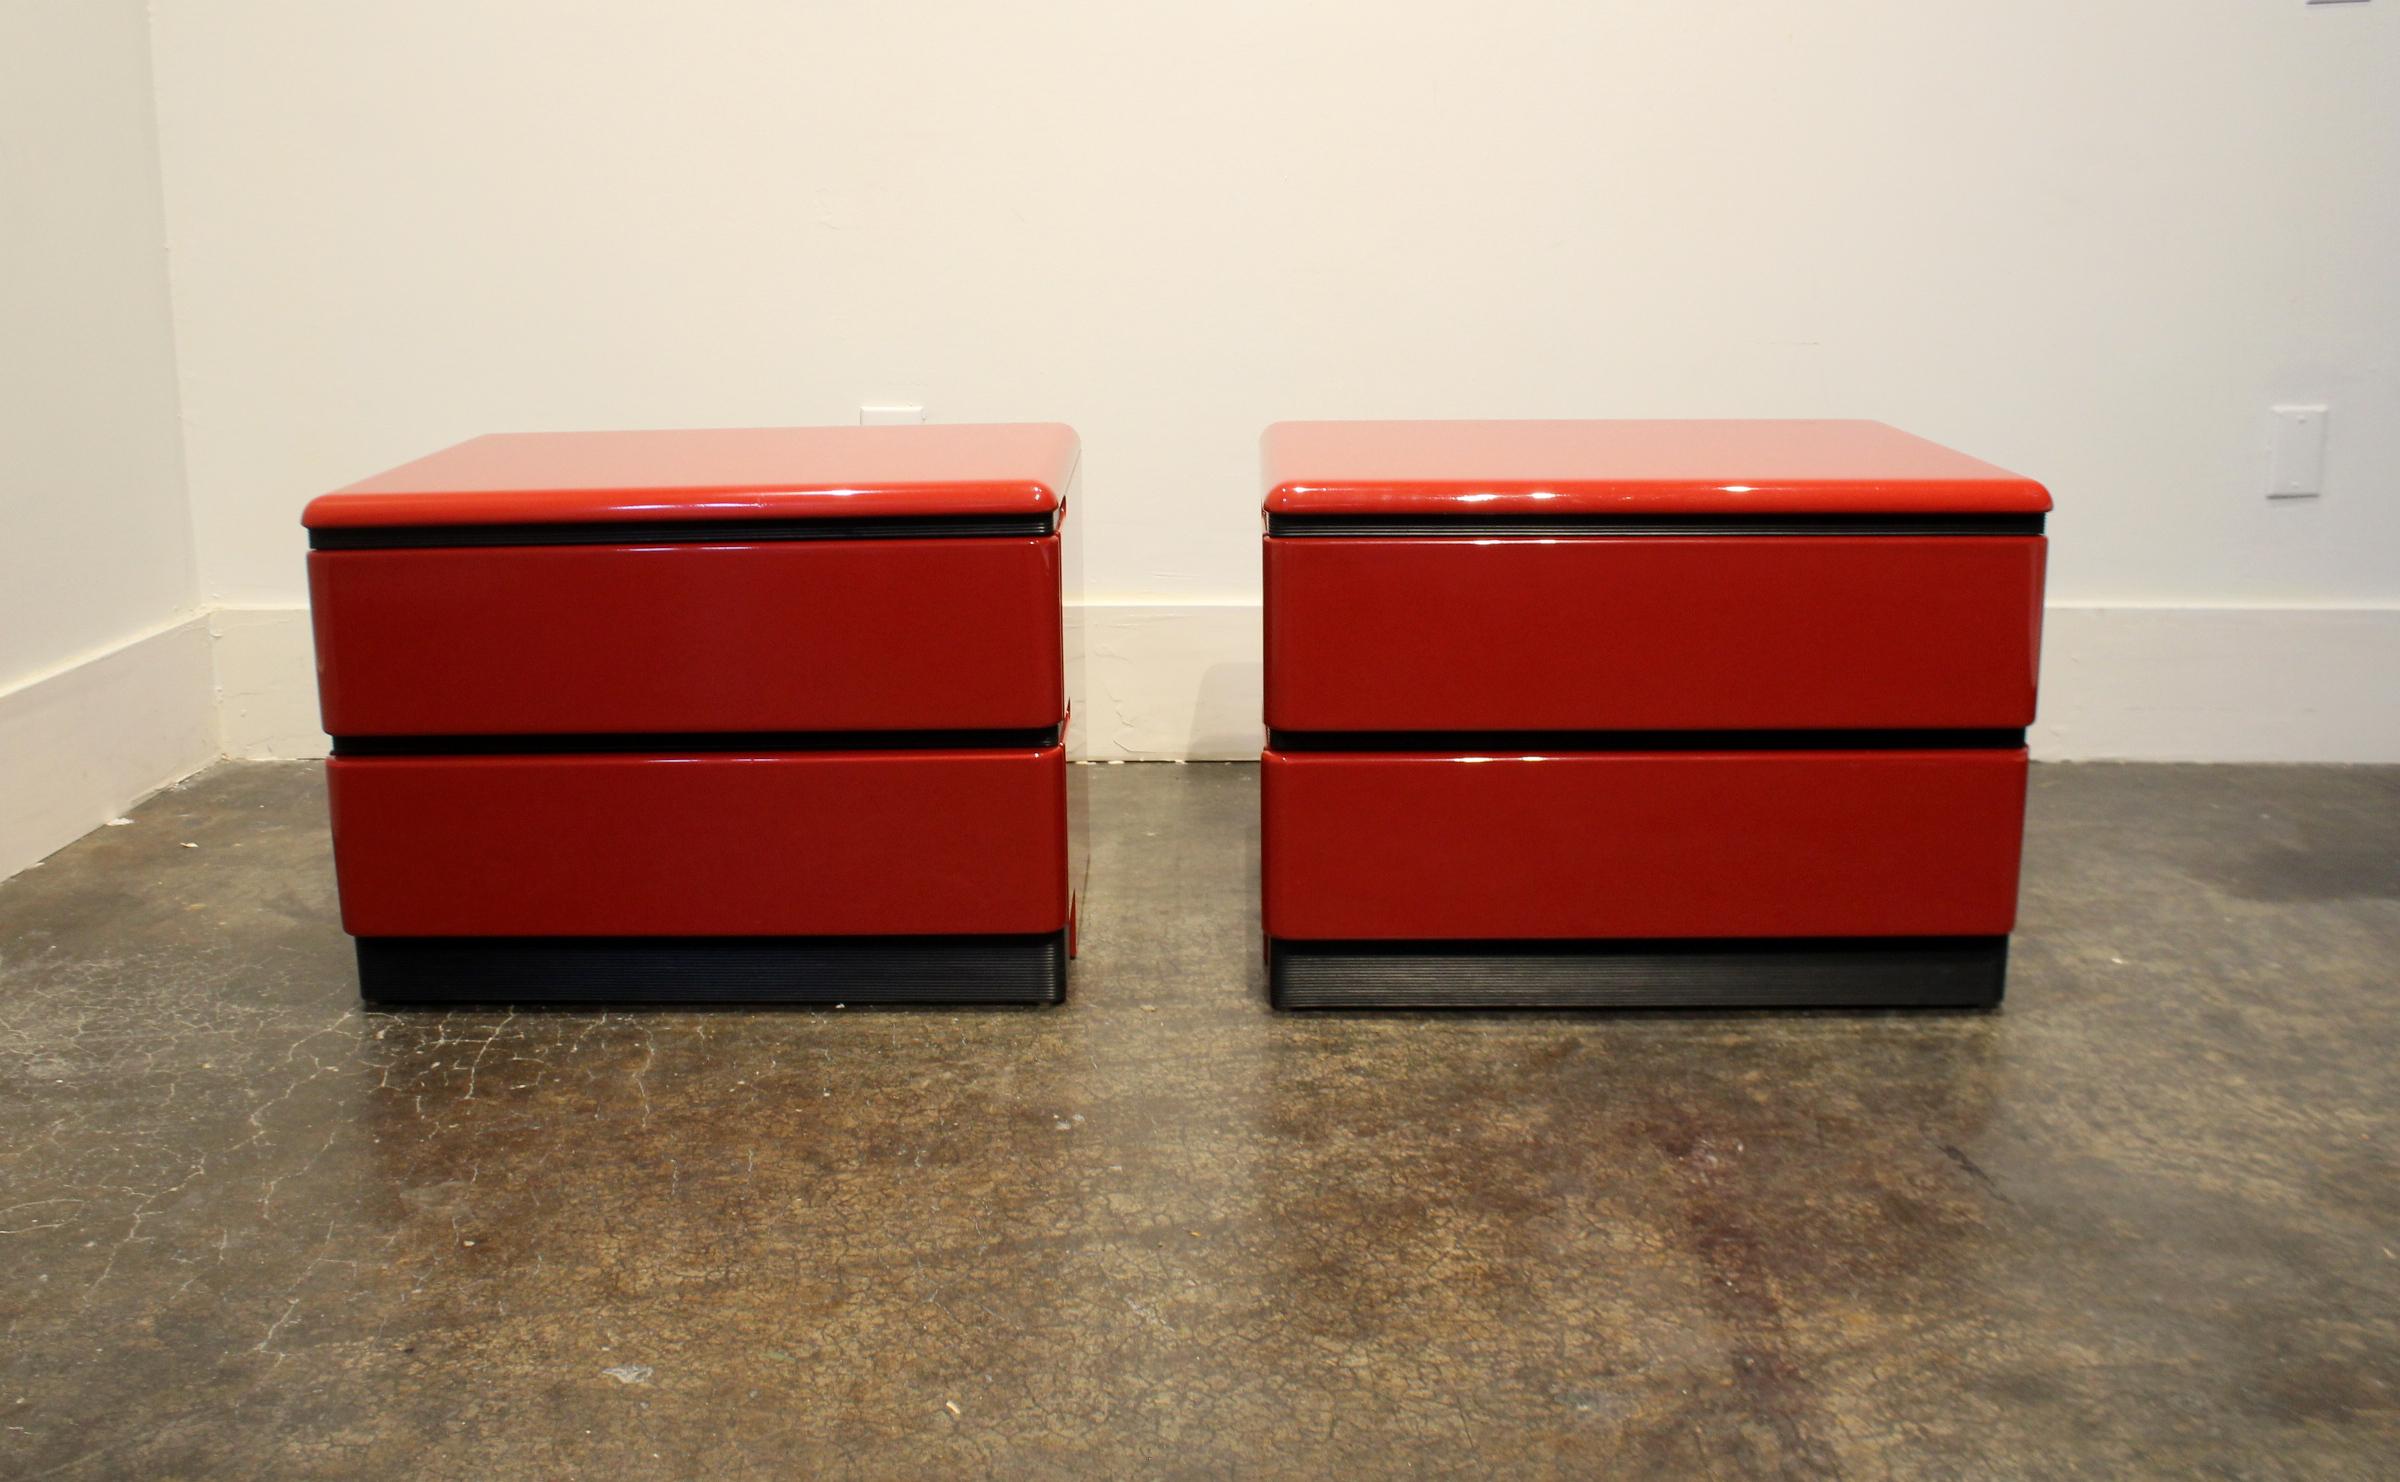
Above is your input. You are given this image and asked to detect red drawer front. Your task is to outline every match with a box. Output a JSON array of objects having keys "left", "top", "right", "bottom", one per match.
[
  {"left": 328, "top": 747, "right": 1067, "bottom": 937},
  {"left": 1262, "top": 747, "right": 2027, "bottom": 941},
  {"left": 310, "top": 536, "right": 1063, "bottom": 736},
  {"left": 1264, "top": 536, "right": 2044, "bottom": 732}
]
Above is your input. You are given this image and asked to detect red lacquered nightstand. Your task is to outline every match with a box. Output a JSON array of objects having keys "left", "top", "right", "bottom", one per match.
[
  {"left": 305, "top": 424, "right": 1086, "bottom": 1005},
  {"left": 1259, "top": 419, "right": 2049, "bottom": 1009}
]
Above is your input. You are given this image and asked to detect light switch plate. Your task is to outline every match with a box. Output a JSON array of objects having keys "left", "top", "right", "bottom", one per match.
[{"left": 2268, "top": 405, "right": 2328, "bottom": 498}]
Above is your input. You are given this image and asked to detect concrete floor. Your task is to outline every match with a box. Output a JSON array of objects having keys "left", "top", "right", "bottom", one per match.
[{"left": 0, "top": 762, "right": 2394, "bottom": 1479}]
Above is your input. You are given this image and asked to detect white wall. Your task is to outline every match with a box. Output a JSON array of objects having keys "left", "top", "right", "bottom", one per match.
[
  {"left": 128, "top": 2, "right": 2400, "bottom": 758},
  {"left": 0, "top": 0, "right": 212, "bottom": 878}
]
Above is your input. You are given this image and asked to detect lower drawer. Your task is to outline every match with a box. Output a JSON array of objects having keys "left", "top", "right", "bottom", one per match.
[
  {"left": 1262, "top": 746, "right": 2027, "bottom": 941},
  {"left": 328, "top": 745, "right": 1067, "bottom": 937}
]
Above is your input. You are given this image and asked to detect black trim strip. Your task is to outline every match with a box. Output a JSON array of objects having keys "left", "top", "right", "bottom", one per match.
[
  {"left": 1270, "top": 935, "right": 2006, "bottom": 1011},
  {"left": 1267, "top": 727, "right": 2026, "bottom": 754},
  {"left": 334, "top": 725, "right": 1063, "bottom": 757},
  {"left": 311, "top": 512, "right": 1056, "bottom": 550},
  {"left": 1266, "top": 513, "right": 2044, "bottom": 538},
  {"left": 357, "top": 931, "right": 1068, "bottom": 1006}
]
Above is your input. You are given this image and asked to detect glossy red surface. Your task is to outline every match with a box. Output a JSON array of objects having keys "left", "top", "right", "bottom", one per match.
[
  {"left": 1265, "top": 536, "right": 2045, "bottom": 731},
  {"left": 1261, "top": 748, "right": 2028, "bottom": 941},
  {"left": 1262, "top": 420, "right": 2050, "bottom": 518},
  {"left": 1065, "top": 731, "right": 1090, "bottom": 957},
  {"left": 328, "top": 747, "right": 1068, "bottom": 938},
  {"left": 311, "top": 537, "right": 1063, "bottom": 735},
  {"left": 304, "top": 423, "right": 1079, "bottom": 529}
]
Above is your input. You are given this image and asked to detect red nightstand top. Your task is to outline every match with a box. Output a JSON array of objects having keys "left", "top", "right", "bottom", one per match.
[
  {"left": 305, "top": 423, "right": 1080, "bottom": 529},
  {"left": 1261, "top": 420, "right": 2049, "bottom": 518}
]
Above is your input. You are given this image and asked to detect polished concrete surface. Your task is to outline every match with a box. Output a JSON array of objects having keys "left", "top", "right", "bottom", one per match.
[{"left": 0, "top": 760, "right": 2394, "bottom": 1478}]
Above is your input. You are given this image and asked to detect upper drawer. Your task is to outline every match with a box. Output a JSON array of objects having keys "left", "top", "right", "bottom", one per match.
[
  {"left": 1265, "top": 535, "right": 2044, "bottom": 732},
  {"left": 311, "top": 535, "right": 1063, "bottom": 736}
]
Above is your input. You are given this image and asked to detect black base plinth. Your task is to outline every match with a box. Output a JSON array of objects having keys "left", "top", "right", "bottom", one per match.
[
  {"left": 1269, "top": 936, "right": 2006, "bottom": 1010},
  {"left": 356, "top": 931, "right": 1067, "bottom": 1007}
]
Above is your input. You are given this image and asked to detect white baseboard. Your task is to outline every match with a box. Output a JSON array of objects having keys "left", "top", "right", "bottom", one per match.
[
  {"left": 210, "top": 605, "right": 328, "bottom": 760},
  {"left": 2033, "top": 604, "right": 2400, "bottom": 763},
  {"left": 1076, "top": 601, "right": 2400, "bottom": 765},
  {"left": 195, "top": 601, "right": 1270, "bottom": 764},
  {"left": 0, "top": 616, "right": 220, "bottom": 881},
  {"left": 195, "top": 601, "right": 2400, "bottom": 767},
  {"left": 1070, "top": 602, "right": 1263, "bottom": 760}
]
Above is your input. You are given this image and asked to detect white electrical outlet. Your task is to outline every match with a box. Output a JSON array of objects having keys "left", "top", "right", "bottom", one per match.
[
  {"left": 859, "top": 404, "right": 925, "bottom": 426},
  {"left": 2268, "top": 406, "right": 2329, "bottom": 499}
]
